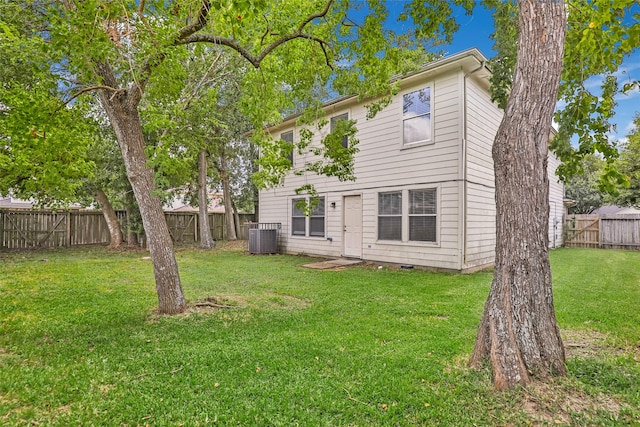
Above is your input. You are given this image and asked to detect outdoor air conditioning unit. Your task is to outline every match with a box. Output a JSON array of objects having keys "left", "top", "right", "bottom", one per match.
[{"left": 248, "top": 228, "right": 277, "bottom": 254}]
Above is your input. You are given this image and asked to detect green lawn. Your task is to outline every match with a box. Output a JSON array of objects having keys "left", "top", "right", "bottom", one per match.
[{"left": 0, "top": 245, "right": 639, "bottom": 426}]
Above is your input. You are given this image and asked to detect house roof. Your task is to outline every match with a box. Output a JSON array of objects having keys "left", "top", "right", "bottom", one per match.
[
  {"left": 267, "top": 48, "right": 491, "bottom": 134},
  {"left": 0, "top": 197, "right": 84, "bottom": 210},
  {"left": 0, "top": 197, "right": 33, "bottom": 209},
  {"left": 593, "top": 205, "right": 640, "bottom": 215}
]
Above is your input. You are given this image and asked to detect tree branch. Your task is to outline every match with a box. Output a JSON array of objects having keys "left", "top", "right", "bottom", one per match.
[
  {"left": 62, "top": 84, "right": 122, "bottom": 106},
  {"left": 129, "top": 0, "right": 212, "bottom": 107},
  {"left": 176, "top": 0, "right": 335, "bottom": 69},
  {"left": 178, "top": 32, "right": 333, "bottom": 70},
  {"left": 176, "top": 0, "right": 211, "bottom": 41},
  {"left": 297, "top": 0, "right": 334, "bottom": 33}
]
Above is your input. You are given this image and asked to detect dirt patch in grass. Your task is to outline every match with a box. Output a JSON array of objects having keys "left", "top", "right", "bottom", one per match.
[
  {"left": 562, "top": 329, "right": 640, "bottom": 359},
  {"left": 176, "top": 240, "right": 248, "bottom": 252},
  {"left": 167, "top": 292, "right": 310, "bottom": 318},
  {"left": 563, "top": 329, "right": 610, "bottom": 359},
  {"left": 0, "top": 347, "right": 19, "bottom": 365},
  {"left": 518, "top": 329, "right": 640, "bottom": 425},
  {"left": 259, "top": 293, "right": 310, "bottom": 310},
  {"left": 522, "top": 380, "right": 622, "bottom": 425},
  {"left": 214, "top": 240, "right": 248, "bottom": 251},
  {"left": 189, "top": 295, "right": 248, "bottom": 312}
]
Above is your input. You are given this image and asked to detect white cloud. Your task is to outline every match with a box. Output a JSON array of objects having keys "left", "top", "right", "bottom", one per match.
[
  {"left": 613, "top": 60, "right": 640, "bottom": 79},
  {"left": 614, "top": 89, "right": 640, "bottom": 102},
  {"left": 623, "top": 118, "right": 638, "bottom": 135}
]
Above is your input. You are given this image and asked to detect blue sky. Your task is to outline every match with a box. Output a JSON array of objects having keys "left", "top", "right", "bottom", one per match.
[{"left": 388, "top": 2, "right": 640, "bottom": 145}]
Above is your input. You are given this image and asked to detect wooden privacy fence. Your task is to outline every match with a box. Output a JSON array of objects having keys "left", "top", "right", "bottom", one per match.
[
  {"left": 0, "top": 209, "right": 255, "bottom": 250},
  {"left": 564, "top": 214, "right": 640, "bottom": 250}
]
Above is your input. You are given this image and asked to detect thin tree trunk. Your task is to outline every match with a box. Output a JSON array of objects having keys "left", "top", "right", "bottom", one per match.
[
  {"left": 125, "top": 191, "right": 139, "bottom": 247},
  {"left": 198, "top": 149, "right": 216, "bottom": 249},
  {"left": 251, "top": 144, "right": 260, "bottom": 223},
  {"left": 96, "top": 66, "right": 186, "bottom": 315},
  {"left": 219, "top": 151, "right": 237, "bottom": 241},
  {"left": 469, "top": 0, "right": 567, "bottom": 389},
  {"left": 94, "top": 189, "right": 123, "bottom": 249},
  {"left": 231, "top": 198, "right": 242, "bottom": 239}
]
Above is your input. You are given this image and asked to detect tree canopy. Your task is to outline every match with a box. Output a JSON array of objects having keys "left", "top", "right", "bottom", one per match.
[
  {"left": 0, "top": 11, "right": 95, "bottom": 205},
  {"left": 613, "top": 114, "right": 640, "bottom": 207},
  {"left": 0, "top": 0, "right": 477, "bottom": 314},
  {"left": 484, "top": 0, "right": 640, "bottom": 186}
]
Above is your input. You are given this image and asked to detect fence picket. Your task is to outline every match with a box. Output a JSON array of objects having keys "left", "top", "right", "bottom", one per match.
[
  {"left": 564, "top": 214, "right": 640, "bottom": 250},
  {"left": 0, "top": 209, "right": 255, "bottom": 250}
]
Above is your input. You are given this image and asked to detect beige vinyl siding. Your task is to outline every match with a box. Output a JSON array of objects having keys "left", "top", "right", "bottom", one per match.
[
  {"left": 260, "top": 56, "right": 565, "bottom": 272},
  {"left": 461, "top": 76, "right": 565, "bottom": 268},
  {"left": 359, "top": 183, "right": 461, "bottom": 270},
  {"left": 464, "top": 184, "right": 496, "bottom": 267},
  {"left": 259, "top": 70, "right": 464, "bottom": 270},
  {"left": 463, "top": 76, "right": 500, "bottom": 269},
  {"left": 548, "top": 152, "right": 564, "bottom": 248}
]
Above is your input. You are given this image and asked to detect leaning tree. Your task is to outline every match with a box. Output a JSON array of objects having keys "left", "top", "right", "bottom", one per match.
[{"left": 5, "top": 0, "right": 460, "bottom": 314}]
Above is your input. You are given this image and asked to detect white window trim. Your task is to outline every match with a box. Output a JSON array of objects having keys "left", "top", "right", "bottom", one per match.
[
  {"left": 289, "top": 195, "right": 326, "bottom": 239},
  {"left": 407, "top": 188, "right": 438, "bottom": 243},
  {"left": 330, "top": 112, "right": 350, "bottom": 148},
  {"left": 281, "top": 129, "right": 294, "bottom": 166},
  {"left": 399, "top": 83, "right": 434, "bottom": 149},
  {"left": 377, "top": 191, "right": 403, "bottom": 242},
  {"left": 375, "top": 186, "right": 440, "bottom": 247},
  {"left": 291, "top": 197, "right": 306, "bottom": 236}
]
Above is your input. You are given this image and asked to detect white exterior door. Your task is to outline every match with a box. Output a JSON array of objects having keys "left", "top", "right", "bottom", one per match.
[{"left": 343, "top": 195, "right": 362, "bottom": 258}]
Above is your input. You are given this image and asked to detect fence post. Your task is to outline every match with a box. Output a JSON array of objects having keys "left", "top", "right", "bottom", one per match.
[
  {"left": 222, "top": 213, "right": 226, "bottom": 240},
  {"left": 194, "top": 212, "right": 198, "bottom": 243},
  {"left": 66, "top": 210, "right": 71, "bottom": 247},
  {"left": 598, "top": 216, "right": 602, "bottom": 249},
  {"left": 0, "top": 210, "right": 4, "bottom": 249}
]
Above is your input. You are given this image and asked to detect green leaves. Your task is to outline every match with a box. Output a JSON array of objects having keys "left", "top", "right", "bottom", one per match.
[
  {"left": 0, "top": 89, "right": 96, "bottom": 205},
  {"left": 0, "top": 16, "right": 95, "bottom": 205},
  {"left": 482, "top": 0, "right": 518, "bottom": 109},
  {"left": 485, "top": 0, "right": 640, "bottom": 184},
  {"left": 401, "top": 0, "right": 473, "bottom": 44},
  {"left": 556, "top": 0, "right": 639, "bottom": 174},
  {"left": 612, "top": 114, "right": 640, "bottom": 207}
]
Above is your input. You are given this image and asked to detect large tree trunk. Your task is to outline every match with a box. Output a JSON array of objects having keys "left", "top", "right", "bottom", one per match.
[
  {"left": 96, "top": 73, "right": 186, "bottom": 315},
  {"left": 218, "top": 151, "right": 237, "bottom": 241},
  {"left": 469, "top": 0, "right": 567, "bottom": 389},
  {"left": 94, "top": 189, "right": 123, "bottom": 249},
  {"left": 198, "top": 149, "right": 216, "bottom": 249}
]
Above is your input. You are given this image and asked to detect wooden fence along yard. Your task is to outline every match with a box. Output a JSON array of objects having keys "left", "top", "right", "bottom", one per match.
[
  {"left": 0, "top": 209, "right": 255, "bottom": 250},
  {"left": 564, "top": 214, "right": 640, "bottom": 250}
]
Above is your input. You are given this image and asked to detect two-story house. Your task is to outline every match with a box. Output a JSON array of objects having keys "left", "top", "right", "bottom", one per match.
[{"left": 258, "top": 48, "right": 565, "bottom": 272}]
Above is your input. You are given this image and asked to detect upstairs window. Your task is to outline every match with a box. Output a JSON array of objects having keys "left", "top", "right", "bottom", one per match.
[
  {"left": 281, "top": 130, "right": 294, "bottom": 165},
  {"left": 402, "top": 87, "right": 431, "bottom": 145},
  {"left": 330, "top": 113, "right": 349, "bottom": 148}
]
